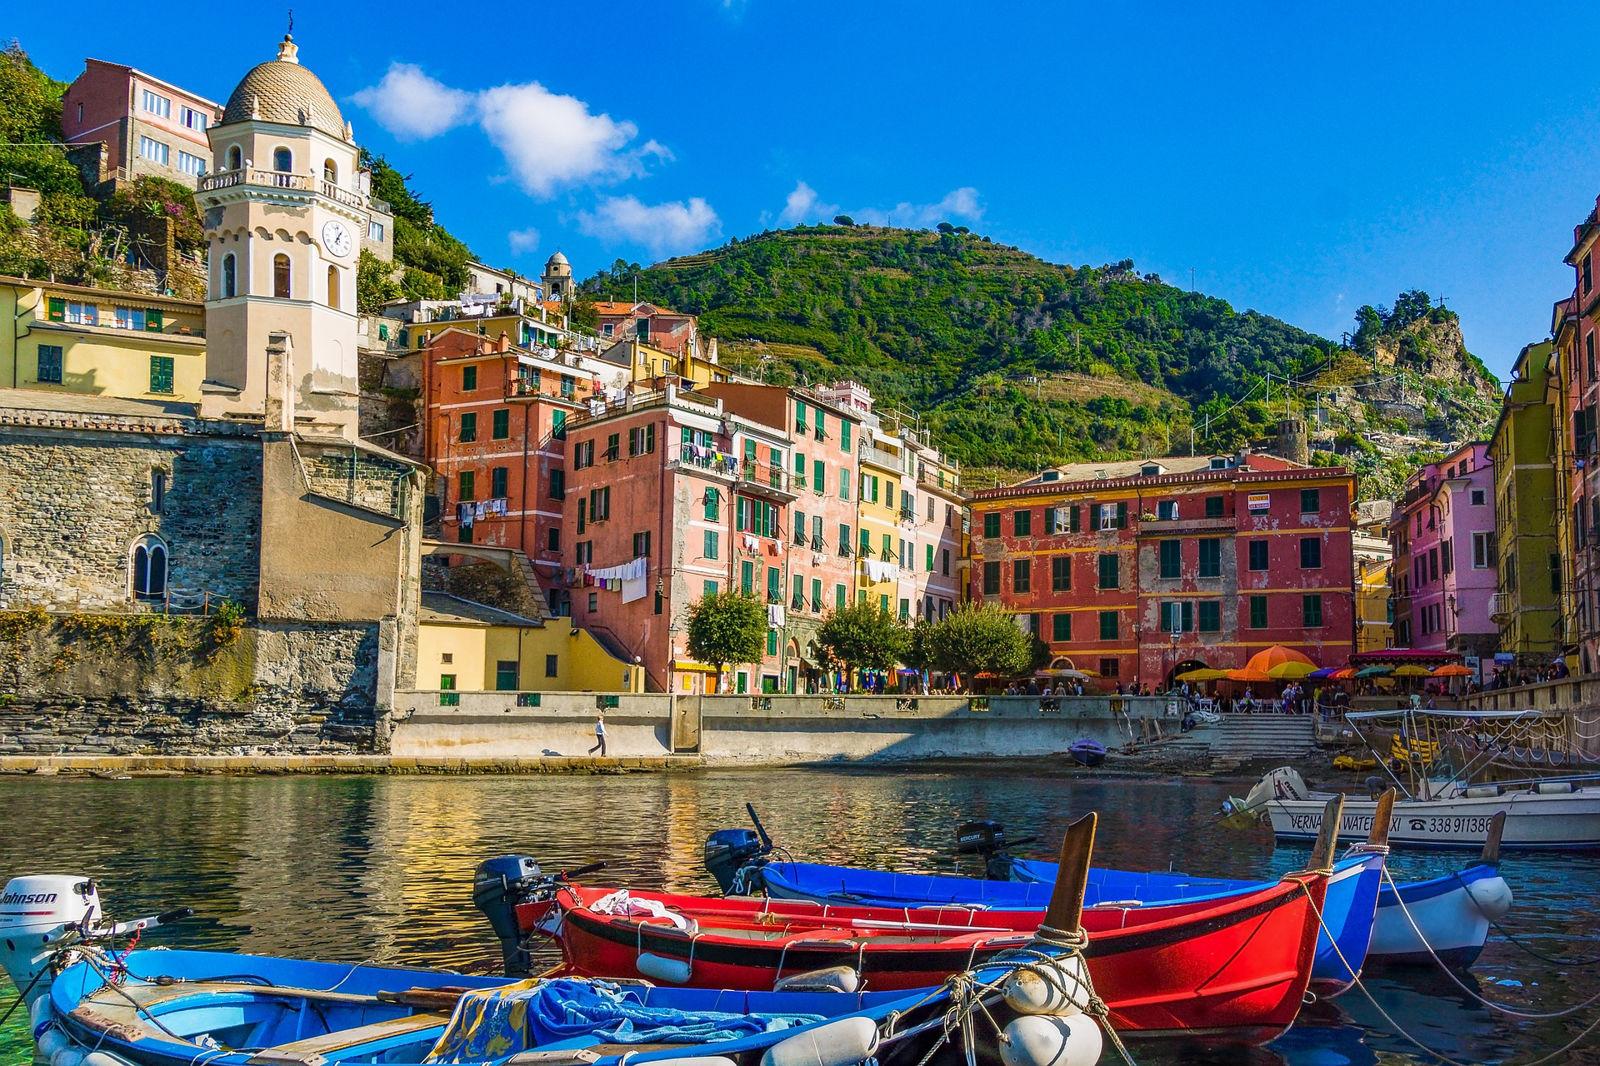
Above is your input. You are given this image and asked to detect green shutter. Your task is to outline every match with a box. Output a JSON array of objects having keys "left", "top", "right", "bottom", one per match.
[
  {"left": 1115, "top": 501, "right": 1128, "bottom": 528},
  {"left": 149, "top": 355, "right": 174, "bottom": 394},
  {"left": 47, "top": 297, "right": 64, "bottom": 322},
  {"left": 1070, "top": 506, "right": 1080, "bottom": 532},
  {"left": 146, "top": 309, "right": 163, "bottom": 331}
]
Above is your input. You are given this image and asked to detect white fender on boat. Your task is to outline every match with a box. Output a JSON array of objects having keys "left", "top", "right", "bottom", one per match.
[
  {"left": 35, "top": 1027, "right": 68, "bottom": 1061},
  {"left": 760, "top": 1016, "right": 879, "bottom": 1066},
  {"left": 30, "top": 992, "right": 53, "bottom": 1029},
  {"left": 636, "top": 952, "right": 693, "bottom": 984},
  {"left": 626, "top": 1057, "right": 737, "bottom": 1066},
  {"left": 999, "top": 1013, "right": 1103, "bottom": 1066},
  {"left": 50, "top": 1044, "right": 85, "bottom": 1066},
  {"left": 1465, "top": 874, "right": 1514, "bottom": 921},
  {"left": 774, "top": 965, "right": 860, "bottom": 993},
  {"left": 1002, "top": 955, "right": 1090, "bottom": 1017}
]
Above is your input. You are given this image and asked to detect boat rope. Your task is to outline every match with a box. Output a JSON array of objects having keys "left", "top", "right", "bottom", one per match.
[
  {"left": 1379, "top": 867, "right": 1600, "bottom": 1020},
  {"left": 1300, "top": 882, "right": 1600, "bottom": 1066},
  {"left": 0, "top": 967, "right": 46, "bottom": 1029}
]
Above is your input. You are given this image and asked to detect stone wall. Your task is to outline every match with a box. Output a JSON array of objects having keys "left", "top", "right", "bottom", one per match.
[
  {"left": 0, "top": 422, "right": 262, "bottom": 611},
  {"left": 0, "top": 614, "right": 385, "bottom": 755}
]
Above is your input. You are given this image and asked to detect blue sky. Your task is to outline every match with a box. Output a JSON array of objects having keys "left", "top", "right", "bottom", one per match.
[{"left": 15, "top": 1, "right": 1600, "bottom": 378}]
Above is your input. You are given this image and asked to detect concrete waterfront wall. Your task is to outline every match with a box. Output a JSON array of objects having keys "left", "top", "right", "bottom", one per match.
[{"left": 388, "top": 691, "right": 1179, "bottom": 765}]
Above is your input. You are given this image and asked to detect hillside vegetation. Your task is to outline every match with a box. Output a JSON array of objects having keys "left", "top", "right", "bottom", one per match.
[{"left": 584, "top": 226, "right": 1500, "bottom": 493}]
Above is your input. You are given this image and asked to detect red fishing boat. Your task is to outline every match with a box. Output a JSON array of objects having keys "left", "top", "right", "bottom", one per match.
[{"left": 516, "top": 803, "right": 1346, "bottom": 1044}]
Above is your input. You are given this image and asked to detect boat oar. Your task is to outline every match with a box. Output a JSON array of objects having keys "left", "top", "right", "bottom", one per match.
[
  {"left": 1366, "top": 789, "right": 1397, "bottom": 848},
  {"left": 1481, "top": 811, "right": 1506, "bottom": 866},
  {"left": 1037, "top": 813, "right": 1097, "bottom": 942},
  {"left": 1309, "top": 794, "right": 1344, "bottom": 874}
]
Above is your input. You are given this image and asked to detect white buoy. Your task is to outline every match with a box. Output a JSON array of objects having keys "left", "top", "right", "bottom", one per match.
[
  {"left": 627, "top": 1058, "right": 737, "bottom": 1066},
  {"left": 760, "top": 1016, "right": 879, "bottom": 1066},
  {"left": 35, "top": 1028, "right": 69, "bottom": 1062},
  {"left": 82, "top": 1053, "right": 131, "bottom": 1066},
  {"left": 774, "top": 965, "right": 860, "bottom": 993},
  {"left": 1002, "top": 955, "right": 1090, "bottom": 1017},
  {"left": 1467, "top": 874, "right": 1514, "bottom": 920},
  {"left": 51, "top": 1044, "right": 86, "bottom": 1066},
  {"left": 635, "top": 952, "right": 693, "bottom": 984},
  {"left": 999, "top": 1013, "right": 1103, "bottom": 1066},
  {"left": 30, "top": 992, "right": 53, "bottom": 1029}
]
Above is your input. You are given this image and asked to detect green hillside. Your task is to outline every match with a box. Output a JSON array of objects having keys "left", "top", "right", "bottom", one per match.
[{"left": 583, "top": 225, "right": 1499, "bottom": 490}]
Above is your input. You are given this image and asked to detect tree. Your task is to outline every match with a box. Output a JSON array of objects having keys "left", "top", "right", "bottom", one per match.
[
  {"left": 922, "top": 604, "right": 1033, "bottom": 679},
  {"left": 686, "top": 592, "right": 767, "bottom": 690},
  {"left": 568, "top": 295, "right": 600, "bottom": 333},
  {"left": 816, "top": 602, "right": 909, "bottom": 677},
  {"left": 104, "top": 176, "right": 205, "bottom": 253},
  {"left": 832, "top": 215, "right": 854, "bottom": 227},
  {"left": 357, "top": 249, "right": 401, "bottom": 313}
]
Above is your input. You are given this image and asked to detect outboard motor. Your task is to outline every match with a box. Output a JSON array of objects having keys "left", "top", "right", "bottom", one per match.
[
  {"left": 704, "top": 829, "right": 766, "bottom": 894},
  {"left": 955, "top": 820, "right": 1034, "bottom": 881},
  {"left": 0, "top": 875, "right": 98, "bottom": 1010},
  {"left": 473, "top": 856, "right": 543, "bottom": 977}
]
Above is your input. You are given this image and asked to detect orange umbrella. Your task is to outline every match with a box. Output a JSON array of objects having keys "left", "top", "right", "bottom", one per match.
[
  {"left": 1431, "top": 664, "right": 1474, "bottom": 677},
  {"left": 1226, "top": 668, "right": 1274, "bottom": 683},
  {"left": 1330, "top": 667, "right": 1356, "bottom": 680},
  {"left": 1245, "top": 645, "right": 1317, "bottom": 674}
]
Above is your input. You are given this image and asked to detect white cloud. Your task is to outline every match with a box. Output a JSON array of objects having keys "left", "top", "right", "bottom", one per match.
[
  {"left": 855, "top": 186, "right": 984, "bottom": 228},
  {"left": 577, "top": 196, "right": 721, "bottom": 256},
  {"left": 508, "top": 227, "right": 542, "bottom": 254},
  {"left": 350, "top": 63, "right": 473, "bottom": 141},
  {"left": 777, "top": 180, "right": 840, "bottom": 226},
  {"left": 352, "top": 65, "right": 669, "bottom": 198},
  {"left": 478, "top": 82, "right": 669, "bottom": 199}
]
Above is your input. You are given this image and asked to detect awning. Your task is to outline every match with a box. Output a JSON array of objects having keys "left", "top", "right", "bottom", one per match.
[{"left": 672, "top": 660, "right": 719, "bottom": 673}]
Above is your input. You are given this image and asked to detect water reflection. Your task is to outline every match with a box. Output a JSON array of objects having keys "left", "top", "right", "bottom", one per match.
[{"left": 1, "top": 768, "right": 1596, "bottom": 1065}]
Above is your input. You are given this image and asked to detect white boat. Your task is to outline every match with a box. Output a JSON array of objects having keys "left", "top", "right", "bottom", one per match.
[
  {"left": 1230, "top": 707, "right": 1600, "bottom": 850},
  {"left": 1369, "top": 858, "right": 1512, "bottom": 968}
]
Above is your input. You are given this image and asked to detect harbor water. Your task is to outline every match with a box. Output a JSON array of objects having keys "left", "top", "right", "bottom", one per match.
[{"left": 1, "top": 767, "right": 1596, "bottom": 1065}]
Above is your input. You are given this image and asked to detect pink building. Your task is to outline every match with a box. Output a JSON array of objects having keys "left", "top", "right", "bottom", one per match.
[
  {"left": 1390, "top": 442, "right": 1498, "bottom": 657},
  {"left": 61, "top": 59, "right": 222, "bottom": 188},
  {"left": 560, "top": 385, "right": 796, "bottom": 694}
]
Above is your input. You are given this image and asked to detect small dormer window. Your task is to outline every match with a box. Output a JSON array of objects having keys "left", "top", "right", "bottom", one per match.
[
  {"left": 1210, "top": 457, "right": 1229, "bottom": 469},
  {"left": 1040, "top": 470, "right": 1060, "bottom": 482},
  {"left": 1141, "top": 463, "right": 1163, "bottom": 477}
]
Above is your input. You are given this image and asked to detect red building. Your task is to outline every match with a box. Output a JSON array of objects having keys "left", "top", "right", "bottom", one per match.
[
  {"left": 422, "top": 328, "right": 595, "bottom": 612},
  {"left": 61, "top": 58, "right": 222, "bottom": 187},
  {"left": 592, "top": 301, "right": 700, "bottom": 357},
  {"left": 559, "top": 385, "right": 797, "bottom": 694},
  {"left": 969, "top": 453, "right": 1356, "bottom": 687}
]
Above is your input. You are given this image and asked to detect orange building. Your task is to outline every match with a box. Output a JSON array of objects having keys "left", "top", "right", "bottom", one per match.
[
  {"left": 593, "top": 301, "right": 700, "bottom": 356},
  {"left": 423, "top": 327, "right": 597, "bottom": 611}
]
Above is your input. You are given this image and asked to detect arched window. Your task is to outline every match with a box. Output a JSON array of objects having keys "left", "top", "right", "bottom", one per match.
[
  {"left": 326, "top": 265, "right": 340, "bottom": 309},
  {"left": 273, "top": 253, "right": 291, "bottom": 299},
  {"left": 226, "top": 145, "right": 242, "bottom": 170},
  {"left": 272, "top": 147, "right": 292, "bottom": 173},
  {"left": 131, "top": 535, "right": 168, "bottom": 601},
  {"left": 322, "top": 158, "right": 338, "bottom": 184},
  {"left": 221, "top": 253, "right": 236, "bottom": 298}
]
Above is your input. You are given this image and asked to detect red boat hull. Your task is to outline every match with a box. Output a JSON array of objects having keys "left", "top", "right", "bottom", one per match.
[{"left": 527, "top": 876, "right": 1326, "bottom": 1044}]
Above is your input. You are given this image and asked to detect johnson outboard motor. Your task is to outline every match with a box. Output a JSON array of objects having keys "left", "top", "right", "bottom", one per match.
[
  {"left": 704, "top": 803, "right": 774, "bottom": 894},
  {"left": 955, "top": 820, "right": 1035, "bottom": 880},
  {"left": 473, "top": 856, "right": 543, "bottom": 977},
  {"left": 0, "top": 875, "right": 191, "bottom": 1013}
]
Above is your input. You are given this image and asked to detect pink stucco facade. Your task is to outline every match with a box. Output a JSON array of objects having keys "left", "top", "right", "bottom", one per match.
[
  {"left": 1390, "top": 442, "right": 1498, "bottom": 657},
  {"left": 61, "top": 59, "right": 221, "bottom": 187}
]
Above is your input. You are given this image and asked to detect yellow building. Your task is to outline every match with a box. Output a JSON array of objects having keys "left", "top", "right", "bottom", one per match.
[
  {"left": 1488, "top": 340, "right": 1562, "bottom": 659},
  {"left": 417, "top": 592, "right": 644, "bottom": 692},
  {"left": 857, "top": 430, "right": 905, "bottom": 613},
  {"left": 0, "top": 277, "right": 207, "bottom": 402},
  {"left": 1355, "top": 557, "right": 1393, "bottom": 653},
  {"left": 602, "top": 337, "right": 732, "bottom": 390}
]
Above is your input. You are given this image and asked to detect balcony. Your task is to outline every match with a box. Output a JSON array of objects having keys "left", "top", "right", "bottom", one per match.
[
  {"left": 199, "top": 167, "right": 313, "bottom": 194},
  {"left": 1137, "top": 514, "right": 1236, "bottom": 535},
  {"left": 1489, "top": 592, "right": 1516, "bottom": 623},
  {"left": 737, "top": 462, "right": 799, "bottom": 503}
]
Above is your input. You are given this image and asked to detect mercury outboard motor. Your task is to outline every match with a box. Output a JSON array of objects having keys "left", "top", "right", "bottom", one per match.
[
  {"left": 955, "top": 820, "right": 1035, "bottom": 880},
  {"left": 472, "top": 856, "right": 542, "bottom": 977},
  {"left": 704, "top": 803, "right": 775, "bottom": 894}
]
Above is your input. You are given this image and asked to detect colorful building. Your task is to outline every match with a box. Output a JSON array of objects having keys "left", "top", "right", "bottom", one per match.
[
  {"left": 559, "top": 385, "right": 797, "bottom": 694},
  {"left": 599, "top": 337, "right": 733, "bottom": 390},
  {"left": 1562, "top": 197, "right": 1600, "bottom": 672},
  {"left": 592, "top": 301, "right": 700, "bottom": 357},
  {"left": 700, "top": 381, "right": 865, "bottom": 692},
  {"left": 417, "top": 592, "right": 643, "bottom": 693},
  {"left": 61, "top": 58, "right": 222, "bottom": 188},
  {"left": 1488, "top": 341, "right": 1562, "bottom": 661},
  {"left": 0, "top": 277, "right": 207, "bottom": 402},
  {"left": 969, "top": 453, "right": 1356, "bottom": 686},
  {"left": 422, "top": 327, "right": 601, "bottom": 612},
  {"left": 1353, "top": 501, "right": 1394, "bottom": 654},
  {"left": 1389, "top": 443, "right": 1498, "bottom": 658},
  {"left": 1549, "top": 297, "right": 1584, "bottom": 666}
]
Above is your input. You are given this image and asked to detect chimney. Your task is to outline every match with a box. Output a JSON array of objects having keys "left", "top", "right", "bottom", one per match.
[
  {"left": 263, "top": 332, "right": 295, "bottom": 433},
  {"left": 498, "top": 330, "right": 511, "bottom": 353}
]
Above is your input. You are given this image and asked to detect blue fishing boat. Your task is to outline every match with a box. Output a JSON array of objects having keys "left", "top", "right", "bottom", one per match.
[{"left": 707, "top": 797, "right": 1396, "bottom": 995}]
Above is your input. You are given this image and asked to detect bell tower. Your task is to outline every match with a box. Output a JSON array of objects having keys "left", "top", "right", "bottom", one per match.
[{"left": 196, "top": 34, "right": 368, "bottom": 438}]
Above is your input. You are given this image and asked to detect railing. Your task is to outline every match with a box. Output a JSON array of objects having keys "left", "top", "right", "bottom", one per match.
[
  {"left": 199, "top": 167, "right": 315, "bottom": 193},
  {"left": 1489, "top": 592, "right": 1515, "bottom": 621},
  {"left": 740, "top": 463, "right": 794, "bottom": 494},
  {"left": 320, "top": 179, "right": 365, "bottom": 209},
  {"left": 1138, "top": 515, "right": 1236, "bottom": 533}
]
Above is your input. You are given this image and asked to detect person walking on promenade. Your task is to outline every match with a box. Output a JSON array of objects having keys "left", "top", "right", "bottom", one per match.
[{"left": 588, "top": 710, "right": 607, "bottom": 757}]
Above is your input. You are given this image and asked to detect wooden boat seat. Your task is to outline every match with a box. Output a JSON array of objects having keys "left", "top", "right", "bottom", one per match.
[{"left": 260, "top": 1010, "right": 449, "bottom": 1057}]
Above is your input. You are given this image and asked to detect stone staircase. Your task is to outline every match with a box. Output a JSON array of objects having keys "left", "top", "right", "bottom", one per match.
[{"left": 1147, "top": 714, "right": 1318, "bottom": 772}]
